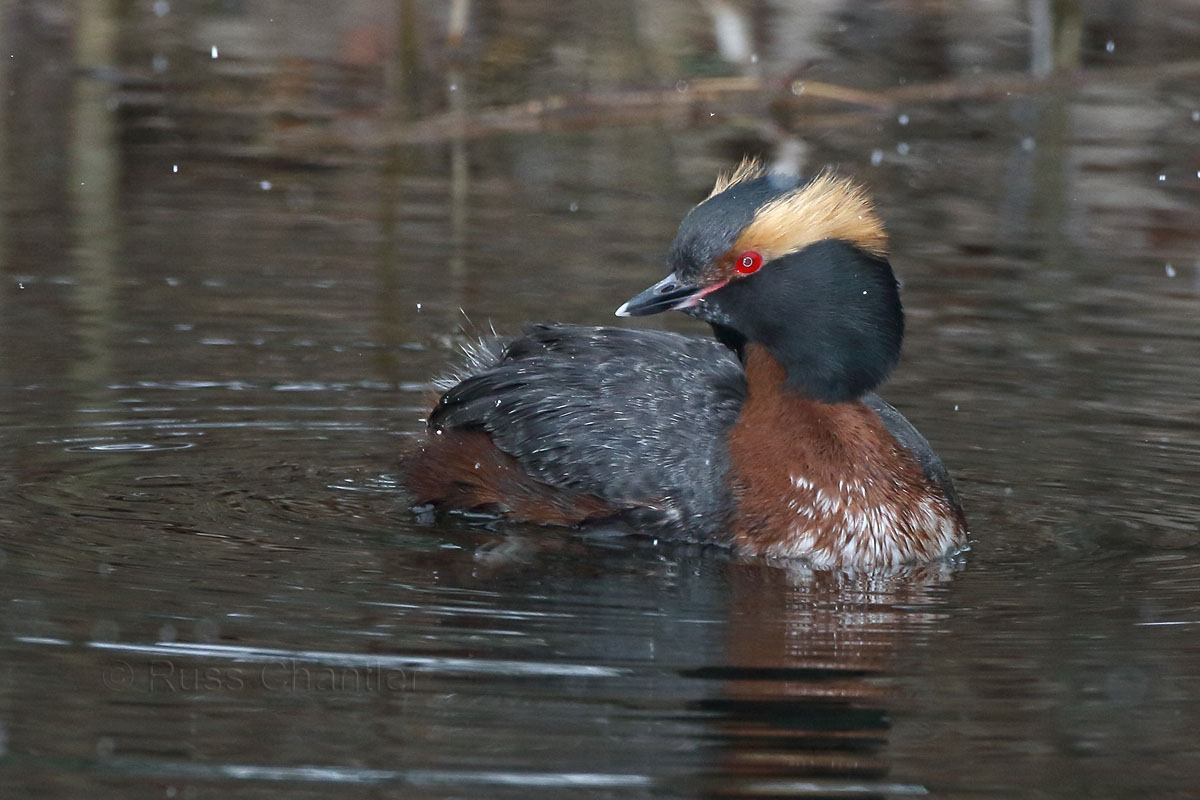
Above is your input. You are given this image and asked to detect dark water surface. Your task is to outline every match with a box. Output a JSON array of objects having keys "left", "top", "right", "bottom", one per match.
[{"left": 3, "top": 2, "right": 1200, "bottom": 797}]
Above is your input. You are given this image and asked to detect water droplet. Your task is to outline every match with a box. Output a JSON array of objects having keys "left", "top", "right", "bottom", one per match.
[
  {"left": 211, "top": 45, "right": 218, "bottom": 59},
  {"left": 1158, "top": 173, "right": 1166, "bottom": 182},
  {"left": 415, "top": 302, "right": 422, "bottom": 311},
  {"left": 568, "top": 201, "right": 579, "bottom": 212},
  {"left": 870, "top": 149, "right": 884, "bottom": 166},
  {"left": 897, "top": 113, "right": 909, "bottom": 126},
  {"left": 1165, "top": 263, "right": 1176, "bottom": 277},
  {"left": 153, "top": 0, "right": 169, "bottom": 17},
  {"left": 259, "top": 180, "right": 271, "bottom": 190},
  {"left": 172, "top": 164, "right": 178, "bottom": 174},
  {"left": 954, "top": 405, "right": 960, "bottom": 411},
  {"left": 1105, "top": 40, "right": 1115, "bottom": 53},
  {"left": 791, "top": 80, "right": 805, "bottom": 95},
  {"left": 448, "top": 83, "right": 457, "bottom": 92},
  {"left": 896, "top": 142, "right": 910, "bottom": 156}
]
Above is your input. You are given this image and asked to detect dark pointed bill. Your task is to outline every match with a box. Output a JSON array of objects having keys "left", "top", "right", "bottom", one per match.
[{"left": 615, "top": 272, "right": 705, "bottom": 317}]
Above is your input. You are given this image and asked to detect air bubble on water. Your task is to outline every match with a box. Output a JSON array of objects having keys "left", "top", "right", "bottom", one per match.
[
  {"left": 1158, "top": 174, "right": 1166, "bottom": 182},
  {"left": 211, "top": 45, "right": 218, "bottom": 59},
  {"left": 260, "top": 180, "right": 271, "bottom": 190},
  {"left": 897, "top": 113, "right": 909, "bottom": 126},
  {"left": 896, "top": 142, "right": 910, "bottom": 156},
  {"left": 1021, "top": 136, "right": 1036, "bottom": 151},
  {"left": 870, "top": 149, "right": 884, "bottom": 166},
  {"left": 569, "top": 201, "right": 579, "bottom": 212},
  {"left": 152, "top": 54, "right": 168, "bottom": 73},
  {"left": 1165, "top": 263, "right": 1176, "bottom": 278},
  {"left": 1105, "top": 40, "right": 1115, "bottom": 53},
  {"left": 153, "top": 0, "right": 169, "bottom": 17},
  {"left": 172, "top": 164, "right": 178, "bottom": 174}
]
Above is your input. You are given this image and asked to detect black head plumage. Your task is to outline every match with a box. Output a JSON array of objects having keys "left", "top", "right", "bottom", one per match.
[{"left": 619, "top": 166, "right": 904, "bottom": 403}]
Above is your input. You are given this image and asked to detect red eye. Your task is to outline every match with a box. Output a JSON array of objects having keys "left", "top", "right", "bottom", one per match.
[{"left": 735, "top": 250, "right": 763, "bottom": 275}]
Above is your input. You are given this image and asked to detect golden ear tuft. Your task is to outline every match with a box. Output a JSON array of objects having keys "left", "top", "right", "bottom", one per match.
[
  {"left": 735, "top": 171, "right": 888, "bottom": 259},
  {"left": 707, "top": 156, "right": 768, "bottom": 199}
]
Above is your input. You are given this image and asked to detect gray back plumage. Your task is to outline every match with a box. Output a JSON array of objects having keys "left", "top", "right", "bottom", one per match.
[{"left": 429, "top": 325, "right": 744, "bottom": 538}]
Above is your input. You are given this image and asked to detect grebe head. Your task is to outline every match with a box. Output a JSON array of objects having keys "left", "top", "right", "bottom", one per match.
[{"left": 617, "top": 160, "right": 903, "bottom": 404}]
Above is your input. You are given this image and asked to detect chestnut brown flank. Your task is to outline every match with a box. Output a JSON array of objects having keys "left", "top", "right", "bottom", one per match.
[
  {"left": 407, "top": 429, "right": 618, "bottom": 525},
  {"left": 727, "top": 345, "right": 957, "bottom": 560}
]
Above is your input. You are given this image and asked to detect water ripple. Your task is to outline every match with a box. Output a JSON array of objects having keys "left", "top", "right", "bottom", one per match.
[{"left": 88, "top": 640, "right": 628, "bottom": 678}]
